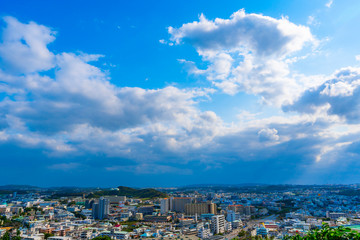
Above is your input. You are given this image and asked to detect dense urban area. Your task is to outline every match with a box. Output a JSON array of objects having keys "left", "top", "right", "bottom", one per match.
[{"left": 1, "top": 184, "right": 360, "bottom": 240}]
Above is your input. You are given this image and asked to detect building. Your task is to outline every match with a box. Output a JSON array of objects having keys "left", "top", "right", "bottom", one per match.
[
  {"left": 245, "top": 206, "right": 255, "bottom": 216},
  {"left": 137, "top": 205, "right": 154, "bottom": 216},
  {"left": 39, "top": 228, "right": 55, "bottom": 234},
  {"left": 100, "top": 230, "right": 130, "bottom": 239},
  {"left": 160, "top": 198, "right": 170, "bottom": 214},
  {"left": 143, "top": 215, "right": 171, "bottom": 222},
  {"left": 92, "top": 197, "right": 109, "bottom": 220},
  {"left": 85, "top": 199, "right": 95, "bottom": 209},
  {"left": 226, "top": 210, "right": 241, "bottom": 222},
  {"left": 104, "top": 196, "right": 126, "bottom": 204},
  {"left": 22, "top": 234, "right": 44, "bottom": 240},
  {"left": 185, "top": 202, "right": 216, "bottom": 215},
  {"left": 135, "top": 213, "right": 143, "bottom": 220},
  {"left": 227, "top": 205, "right": 255, "bottom": 216},
  {"left": 227, "top": 205, "right": 244, "bottom": 213},
  {"left": 326, "top": 212, "right": 347, "bottom": 219},
  {"left": 170, "top": 197, "right": 193, "bottom": 213},
  {"left": 52, "top": 229, "right": 70, "bottom": 237},
  {"left": 211, "top": 215, "right": 225, "bottom": 234},
  {"left": 80, "top": 231, "right": 91, "bottom": 240},
  {"left": 232, "top": 220, "right": 243, "bottom": 229},
  {"left": 256, "top": 227, "right": 269, "bottom": 238},
  {"left": 225, "top": 222, "right": 232, "bottom": 232},
  {"left": 48, "top": 237, "right": 72, "bottom": 240},
  {"left": 197, "top": 227, "right": 212, "bottom": 239}
]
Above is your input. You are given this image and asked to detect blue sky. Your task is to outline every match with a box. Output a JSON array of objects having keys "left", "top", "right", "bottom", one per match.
[{"left": 1, "top": 0, "right": 360, "bottom": 187}]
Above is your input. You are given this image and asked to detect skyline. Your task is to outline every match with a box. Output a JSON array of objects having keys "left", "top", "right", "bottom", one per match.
[{"left": 2, "top": 0, "right": 360, "bottom": 187}]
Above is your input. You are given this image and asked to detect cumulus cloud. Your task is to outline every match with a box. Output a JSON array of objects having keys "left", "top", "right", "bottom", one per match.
[
  {"left": 0, "top": 16, "right": 225, "bottom": 168},
  {"left": 168, "top": 10, "right": 317, "bottom": 105},
  {"left": 0, "top": 18, "right": 211, "bottom": 134},
  {"left": 0, "top": 16, "right": 55, "bottom": 73},
  {"left": 258, "top": 128, "right": 280, "bottom": 142},
  {"left": 2, "top": 16, "right": 360, "bottom": 184},
  {"left": 169, "top": 10, "right": 313, "bottom": 56},
  {"left": 284, "top": 67, "right": 360, "bottom": 123}
]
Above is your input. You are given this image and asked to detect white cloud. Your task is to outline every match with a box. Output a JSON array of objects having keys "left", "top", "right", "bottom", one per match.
[
  {"left": 307, "top": 16, "right": 320, "bottom": 26},
  {"left": 168, "top": 10, "right": 317, "bottom": 105},
  {"left": 169, "top": 10, "right": 314, "bottom": 56},
  {"left": 2, "top": 16, "right": 360, "bottom": 181},
  {"left": 0, "top": 17, "right": 224, "bottom": 158},
  {"left": 284, "top": 67, "right": 360, "bottom": 123},
  {"left": 258, "top": 128, "right": 280, "bottom": 142},
  {"left": 326, "top": 0, "right": 333, "bottom": 8},
  {"left": 0, "top": 16, "right": 55, "bottom": 73},
  {"left": 159, "top": 39, "right": 173, "bottom": 46}
]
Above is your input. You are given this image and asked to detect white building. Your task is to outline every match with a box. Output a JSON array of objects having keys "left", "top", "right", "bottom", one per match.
[
  {"left": 211, "top": 215, "right": 225, "bottom": 234},
  {"left": 197, "top": 227, "right": 212, "bottom": 239},
  {"left": 232, "top": 220, "right": 243, "bottom": 229},
  {"left": 225, "top": 222, "right": 232, "bottom": 232},
  {"left": 22, "top": 234, "right": 44, "bottom": 240},
  {"left": 48, "top": 237, "right": 72, "bottom": 240},
  {"left": 99, "top": 230, "right": 130, "bottom": 239},
  {"left": 80, "top": 231, "right": 92, "bottom": 239},
  {"left": 326, "top": 212, "right": 347, "bottom": 219}
]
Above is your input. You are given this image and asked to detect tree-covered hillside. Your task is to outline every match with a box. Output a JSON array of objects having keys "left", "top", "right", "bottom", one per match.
[{"left": 87, "top": 186, "right": 168, "bottom": 199}]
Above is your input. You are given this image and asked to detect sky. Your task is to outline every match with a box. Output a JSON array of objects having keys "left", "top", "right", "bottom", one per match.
[{"left": 1, "top": 0, "right": 360, "bottom": 187}]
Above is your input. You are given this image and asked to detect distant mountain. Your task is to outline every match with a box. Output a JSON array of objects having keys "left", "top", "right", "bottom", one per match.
[
  {"left": 87, "top": 186, "right": 168, "bottom": 199},
  {"left": 117, "top": 186, "right": 168, "bottom": 198},
  {"left": 0, "top": 185, "right": 43, "bottom": 191},
  {"left": 181, "top": 183, "right": 268, "bottom": 188}
]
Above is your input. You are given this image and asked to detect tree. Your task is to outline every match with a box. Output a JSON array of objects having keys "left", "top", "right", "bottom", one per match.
[
  {"left": 284, "top": 224, "right": 360, "bottom": 240},
  {"left": 44, "top": 233, "right": 54, "bottom": 239},
  {"left": 238, "top": 230, "right": 252, "bottom": 240},
  {"left": 1, "top": 232, "right": 10, "bottom": 240}
]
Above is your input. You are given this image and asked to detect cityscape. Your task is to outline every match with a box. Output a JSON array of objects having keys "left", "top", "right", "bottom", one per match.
[
  {"left": 2, "top": 0, "right": 360, "bottom": 239},
  {"left": 1, "top": 185, "right": 360, "bottom": 239}
]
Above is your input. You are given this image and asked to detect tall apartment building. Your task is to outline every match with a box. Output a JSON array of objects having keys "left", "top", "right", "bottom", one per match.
[
  {"left": 85, "top": 199, "right": 95, "bottom": 209},
  {"left": 211, "top": 215, "right": 225, "bottom": 234},
  {"left": 170, "top": 197, "right": 193, "bottom": 213},
  {"left": 160, "top": 198, "right": 170, "bottom": 214},
  {"left": 92, "top": 197, "right": 109, "bottom": 220},
  {"left": 227, "top": 205, "right": 245, "bottom": 213},
  {"left": 185, "top": 202, "right": 216, "bottom": 215},
  {"left": 227, "top": 205, "right": 255, "bottom": 216}
]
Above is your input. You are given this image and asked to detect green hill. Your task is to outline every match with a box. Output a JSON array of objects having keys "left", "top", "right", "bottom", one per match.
[
  {"left": 117, "top": 186, "right": 168, "bottom": 198},
  {"left": 87, "top": 186, "right": 168, "bottom": 199}
]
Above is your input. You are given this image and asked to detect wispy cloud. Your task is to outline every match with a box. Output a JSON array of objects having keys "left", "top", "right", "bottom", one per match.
[{"left": 325, "top": 0, "right": 333, "bottom": 8}]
